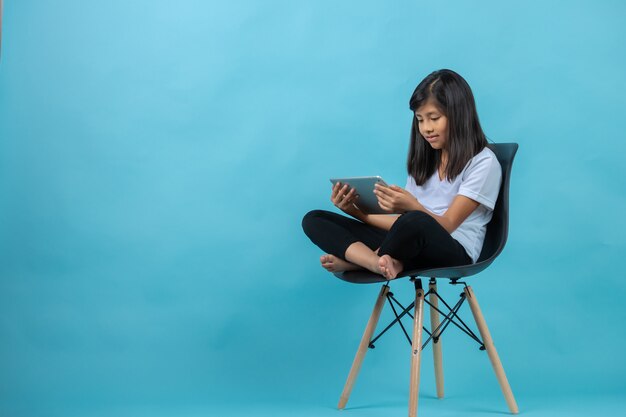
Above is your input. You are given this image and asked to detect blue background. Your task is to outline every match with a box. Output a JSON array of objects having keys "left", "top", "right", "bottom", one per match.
[{"left": 1, "top": 1, "right": 625, "bottom": 416}]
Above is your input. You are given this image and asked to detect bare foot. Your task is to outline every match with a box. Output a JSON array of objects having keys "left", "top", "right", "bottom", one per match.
[
  {"left": 378, "top": 255, "right": 403, "bottom": 280},
  {"left": 320, "top": 254, "right": 362, "bottom": 272}
]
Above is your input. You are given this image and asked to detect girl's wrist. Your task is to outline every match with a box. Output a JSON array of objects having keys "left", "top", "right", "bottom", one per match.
[
  {"left": 340, "top": 203, "right": 359, "bottom": 217},
  {"left": 353, "top": 208, "right": 367, "bottom": 222},
  {"left": 412, "top": 200, "right": 424, "bottom": 212}
]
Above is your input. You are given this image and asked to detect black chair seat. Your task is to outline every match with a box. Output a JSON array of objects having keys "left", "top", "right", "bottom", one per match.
[{"left": 334, "top": 259, "right": 497, "bottom": 284}]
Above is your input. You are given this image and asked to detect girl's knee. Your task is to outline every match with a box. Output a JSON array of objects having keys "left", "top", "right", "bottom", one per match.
[
  {"left": 302, "top": 209, "right": 330, "bottom": 233},
  {"left": 394, "top": 210, "right": 431, "bottom": 228}
]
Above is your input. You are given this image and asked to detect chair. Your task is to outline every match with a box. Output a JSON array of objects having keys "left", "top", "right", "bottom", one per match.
[{"left": 333, "top": 143, "right": 519, "bottom": 417}]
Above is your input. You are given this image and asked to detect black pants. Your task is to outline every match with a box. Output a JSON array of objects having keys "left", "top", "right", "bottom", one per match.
[{"left": 301, "top": 210, "right": 471, "bottom": 271}]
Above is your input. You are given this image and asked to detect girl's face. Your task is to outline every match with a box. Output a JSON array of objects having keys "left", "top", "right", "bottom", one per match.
[{"left": 415, "top": 99, "right": 448, "bottom": 151}]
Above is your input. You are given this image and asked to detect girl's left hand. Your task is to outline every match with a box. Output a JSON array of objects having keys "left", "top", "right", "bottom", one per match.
[{"left": 374, "top": 184, "right": 422, "bottom": 214}]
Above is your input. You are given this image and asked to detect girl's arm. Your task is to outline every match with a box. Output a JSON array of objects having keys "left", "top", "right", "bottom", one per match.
[
  {"left": 375, "top": 185, "right": 479, "bottom": 234},
  {"left": 352, "top": 212, "right": 400, "bottom": 231},
  {"left": 416, "top": 195, "right": 479, "bottom": 233}
]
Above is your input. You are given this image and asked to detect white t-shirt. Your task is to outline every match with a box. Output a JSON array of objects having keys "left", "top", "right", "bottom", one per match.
[{"left": 404, "top": 147, "right": 502, "bottom": 263}]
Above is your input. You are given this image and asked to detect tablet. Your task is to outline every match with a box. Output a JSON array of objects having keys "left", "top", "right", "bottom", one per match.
[{"left": 329, "top": 176, "right": 389, "bottom": 214}]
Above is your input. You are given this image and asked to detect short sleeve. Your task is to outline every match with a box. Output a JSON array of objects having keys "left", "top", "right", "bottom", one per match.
[{"left": 457, "top": 149, "right": 502, "bottom": 210}]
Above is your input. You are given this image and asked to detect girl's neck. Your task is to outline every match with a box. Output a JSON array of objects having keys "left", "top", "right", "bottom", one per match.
[
  {"left": 440, "top": 150, "right": 449, "bottom": 165},
  {"left": 438, "top": 150, "right": 450, "bottom": 181}
]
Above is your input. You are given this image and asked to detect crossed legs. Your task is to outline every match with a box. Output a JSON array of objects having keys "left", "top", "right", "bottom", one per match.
[
  {"left": 302, "top": 209, "right": 471, "bottom": 279},
  {"left": 302, "top": 210, "right": 405, "bottom": 279}
]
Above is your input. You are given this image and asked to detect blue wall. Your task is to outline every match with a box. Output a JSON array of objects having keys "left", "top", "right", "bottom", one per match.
[{"left": 1, "top": 1, "right": 625, "bottom": 416}]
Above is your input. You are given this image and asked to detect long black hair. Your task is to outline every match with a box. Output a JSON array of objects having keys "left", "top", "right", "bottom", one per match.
[{"left": 407, "top": 69, "right": 488, "bottom": 185}]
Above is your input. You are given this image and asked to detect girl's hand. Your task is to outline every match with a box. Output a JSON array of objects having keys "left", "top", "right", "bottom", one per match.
[
  {"left": 331, "top": 182, "right": 362, "bottom": 217},
  {"left": 374, "top": 184, "right": 422, "bottom": 214}
]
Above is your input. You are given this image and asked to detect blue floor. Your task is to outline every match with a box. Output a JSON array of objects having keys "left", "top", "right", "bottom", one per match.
[
  {"left": 26, "top": 394, "right": 625, "bottom": 417},
  {"left": 209, "top": 396, "right": 625, "bottom": 417}
]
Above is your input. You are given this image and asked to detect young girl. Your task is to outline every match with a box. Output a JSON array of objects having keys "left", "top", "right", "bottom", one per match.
[{"left": 302, "top": 69, "right": 502, "bottom": 280}]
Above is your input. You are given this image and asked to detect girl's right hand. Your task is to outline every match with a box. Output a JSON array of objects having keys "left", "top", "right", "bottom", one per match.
[{"left": 331, "top": 182, "right": 362, "bottom": 217}]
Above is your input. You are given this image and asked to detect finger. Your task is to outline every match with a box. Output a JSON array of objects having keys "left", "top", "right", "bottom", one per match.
[
  {"left": 333, "top": 183, "right": 348, "bottom": 199},
  {"left": 375, "top": 184, "right": 394, "bottom": 197},
  {"left": 375, "top": 190, "right": 391, "bottom": 204},
  {"left": 339, "top": 186, "right": 354, "bottom": 201},
  {"left": 331, "top": 182, "right": 341, "bottom": 200},
  {"left": 335, "top": 184, "right": 348, "bottom": 201},
  {"left": 386, "top": 187, "right": 402, "bottom": 197},
  {"left": 338, "top": 188, "right": 356, "bottom": 209},
  {"left": 393, "top": 185, "right": 410, "bottom": 196},
  {"left": 377, "top": 199, "right": 393, "bottom": 212},
  {"left": 376, "top": 197, "right": 390, "bottom": 210}
]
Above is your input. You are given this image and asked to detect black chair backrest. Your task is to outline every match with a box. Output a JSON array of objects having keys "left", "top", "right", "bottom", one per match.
[{"left": 475, "top": 143, "right": 518, "bottom": 263}]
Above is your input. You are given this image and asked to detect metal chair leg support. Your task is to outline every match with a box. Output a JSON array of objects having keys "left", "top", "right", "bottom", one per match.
[
  {"left": 338, "top": 284, "right": 390, "bottom": 409},
  {"left": 464, "top": 285, "right": 519, "bottom": 414},
  {"left": 408, "top": 279, "right": 425, "bottom": 417},
  {"left": 428, "top": 279, "right": 444, "bottom": 399}
]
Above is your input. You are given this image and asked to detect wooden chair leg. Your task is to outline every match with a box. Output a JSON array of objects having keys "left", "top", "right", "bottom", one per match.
[
  {"left": 408, "top": 279, "right": 425, "bottom": 417},
  {"left": 428, "top": 280, "right": 444, "bottom": 399},
  {"left": 464, "top": 286, "right": 519, "bottom": 414},
  {"left": 338, "top": 284, "right": 389, "bottom": 409}
]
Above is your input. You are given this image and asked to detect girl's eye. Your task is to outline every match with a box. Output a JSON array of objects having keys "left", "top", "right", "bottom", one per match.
[
  {"left": 417, "top": 120, "right": 423, "bottom": 123},
  {"left": 431, "top": 117, "right": 440, "bottom": 121}
]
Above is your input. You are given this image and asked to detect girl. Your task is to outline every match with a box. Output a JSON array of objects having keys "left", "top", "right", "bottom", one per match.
[{"left": 302, "top": 69, "right": 502, "bottom": 280}]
